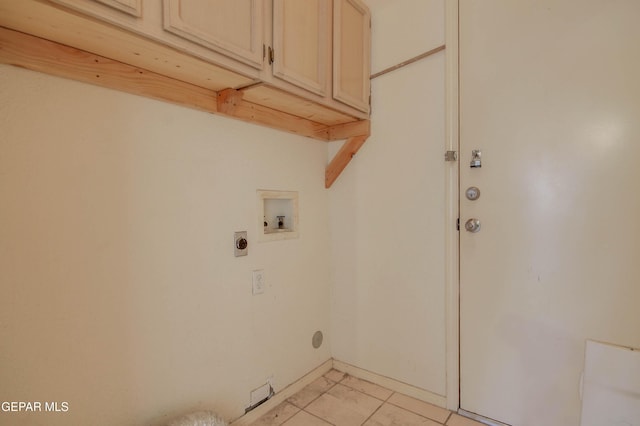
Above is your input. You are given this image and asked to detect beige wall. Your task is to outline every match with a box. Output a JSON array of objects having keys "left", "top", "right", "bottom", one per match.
[
  {"left": 0, "top": 2, "right": 453, "bottom": 424},
  {"left": 0, "top": 64, "right": 332, "bottom": 425},
  {"left": 328, "top": 0, "right": 448, "bottom": 397}
]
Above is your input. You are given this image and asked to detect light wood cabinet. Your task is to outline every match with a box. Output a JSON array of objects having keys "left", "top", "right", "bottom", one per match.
[
  {"left": 162, "top": 0, "right": 335, "bottom": 99},
  {"left": 333, "top": 0, "right": 371, "bottom": 113},
  {"left": 268, "top": 0, "right": 370, "bottom": 113},
  {"left": 0, "top": 0, "right": 373, "bottom": 187},
  {"left": 163, "top": 0, "right": 265, "bottom": 70},
  {"left": 271, "top": 0, "right": 331, "bottom": 97},
  {"left": 16, "top": 0, "right": 370, "bottom": 117},
  {"left": 48, "top": 0, "right": 264, "bottom": 80}
]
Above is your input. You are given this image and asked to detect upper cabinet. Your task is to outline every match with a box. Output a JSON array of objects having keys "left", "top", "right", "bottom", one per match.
[
  {"left": 333, "top": 0, "right": 371, "bottom": 113},
  {"left": 268, "top": 0, "right": 370, "bottom": 113},
  {"left": 30, "top": 0, "right": 371, "bottom": 116},
  {"left": 163, "top": 0, "right": 265, "bottom": 70},
  {"left": 271, "top": 0, "right": 331, "bottom": 97},
  {"left": 257, "top": 0, "right": 370, "bottom": 114}
]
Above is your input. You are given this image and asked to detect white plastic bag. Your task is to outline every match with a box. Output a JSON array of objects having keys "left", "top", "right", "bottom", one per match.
[{"left": 168, "top": 410, "right": 227, "bottom": 426}]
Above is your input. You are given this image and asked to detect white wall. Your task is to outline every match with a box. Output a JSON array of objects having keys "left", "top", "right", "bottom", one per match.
[
  {"left": 329, "top": 0, "right": 448, "bottom": 398},
  {"left": 0, "top": 64, "right": 332, "bottom": 425}
]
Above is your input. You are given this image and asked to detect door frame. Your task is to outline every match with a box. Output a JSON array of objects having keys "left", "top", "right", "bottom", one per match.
[{"left": 444, "top": 0, "right": 460, "bottom": 413}]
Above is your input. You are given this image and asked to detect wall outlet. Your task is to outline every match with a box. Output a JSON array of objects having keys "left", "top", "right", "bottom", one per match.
[
  {"left": 234, "top": 231, "right": 248, "bottom": 257},
  {"left": 252, "top": 269, "right": 265, "bottom": 294}
]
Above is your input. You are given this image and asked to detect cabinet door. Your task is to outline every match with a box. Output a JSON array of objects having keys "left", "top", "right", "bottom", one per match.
[
  {"left": 272, "top": 0, "right": 330, "bottom": 96},
  {"left": 50, "top": 0, "right": 142, "bottom": 18},
  {"left": 333, "top": 0, "right": 371, "bottom": 113},
  {"left": 163, "top": 0, "right": 264, "bottom": 69},
  {"left": 95, "top": 0, "right": 141, "bottom": 17}
]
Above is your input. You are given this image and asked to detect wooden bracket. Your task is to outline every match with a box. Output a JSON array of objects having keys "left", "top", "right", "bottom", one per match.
[
  {"left": 325, "top": 133, "right": 369, "bottom": 188},
  {"left": 217, "top": 88, "right": 244, "bottom": 115},
  {"left": 214, "top": 88, "right": 330, "bottom": 140},
  {"left": 317, "top": 120, "right": 370, "bottom": 141},
  {"left": 0, "top": 26, "right": 372, "bottom": 189},
  {"left": 370, "top": 44, "right": 445, "bottom": 80}
]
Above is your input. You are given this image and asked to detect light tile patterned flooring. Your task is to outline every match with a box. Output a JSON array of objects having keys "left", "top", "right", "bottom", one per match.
[{"left": 250, "top": 369, "right": 484, "bottom": 426}]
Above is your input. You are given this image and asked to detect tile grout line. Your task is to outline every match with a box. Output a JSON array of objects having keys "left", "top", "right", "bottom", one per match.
[
  {"left": 358, "top": 389, "right": 396, "bottom": 425},
  {"left": 299, "top": 378, "right": 339, "bottom": 409},
  {"left": 337, "top": 373, "right": 452, "bottom": 424},
  {"left": 444, "top": 410, "right": 453, "bottom": 425},
  {"left": 329, "top": 373, "right": 453, "bottom": 426},
  {"left": 305, "top": 372, "right": 393, "bottom": 426},
  {"left": 272, "top": 370, "right": 457, "bottom": 426},
  {"left": 293, "top": 372, "right": 342, "bottom": 426},
  {"left": 301, "top": 408, "right": 337, "bottom": 426},
  {"left": 253, "top": 403, "right": 300, "bottom": 426},
  {"left": 384, "top": 398, "right": 452, "bottom": 424},
  {"left": 336, "top": 374, "right": 394, "bottom": 403}
]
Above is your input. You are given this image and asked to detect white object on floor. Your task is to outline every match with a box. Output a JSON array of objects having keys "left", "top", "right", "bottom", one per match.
[
  {"left": 168, "top": 411, "right": 227, "bottom": 426},
  {"left": 581, "top": 340, "right": 640, "bottom": 426}
]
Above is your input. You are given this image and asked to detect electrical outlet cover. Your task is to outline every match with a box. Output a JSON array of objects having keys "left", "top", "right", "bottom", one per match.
[{"left": 252, "top": 270, "right": 264, "bottom": 294}]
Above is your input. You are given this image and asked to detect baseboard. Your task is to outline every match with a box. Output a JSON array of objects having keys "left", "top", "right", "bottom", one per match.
[
  {"left": 332, "top": 359, "right": 447, "bottom": 408},
  {"left": 230, "top": 358, "right": 447, "bottom": 425},
  {"left": 457, "top": 409, "right": 509, "bottom": 426},
  {"left": 229, "top": 359, "right": 333, "bottom": 426}
]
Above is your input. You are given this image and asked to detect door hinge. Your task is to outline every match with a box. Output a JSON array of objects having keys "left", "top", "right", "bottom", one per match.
[{"left": 445, "top": 151, "right": 458, "bottom": 162}]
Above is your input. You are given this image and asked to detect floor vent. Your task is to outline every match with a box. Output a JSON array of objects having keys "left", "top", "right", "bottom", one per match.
[{"left": 245, "top": 382, "right": 275, "bottom": 414}]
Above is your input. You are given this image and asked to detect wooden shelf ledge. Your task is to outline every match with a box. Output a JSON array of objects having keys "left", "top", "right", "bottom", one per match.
[{"left": 0, "top": 26, "right": 369, "bottom": 188}]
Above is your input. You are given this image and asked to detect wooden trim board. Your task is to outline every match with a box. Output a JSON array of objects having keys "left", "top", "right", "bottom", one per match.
[
  {"left": 443, "top": 0, "right": 460, "bottom": 412},
  {"left": 370, "top": 44, "right": 446, "bottom": 80},
  {"left": 321, "top": 119, "right": 370, "bottom": 141},
  {"left": 0, "top": 26, "right": 369, "bottom": 188},
  {"left": 0, "top": 26, "right": 218, "bottom": 113},
  {"left": 216, "top": 88, "right": 331, "bottom": 141}
]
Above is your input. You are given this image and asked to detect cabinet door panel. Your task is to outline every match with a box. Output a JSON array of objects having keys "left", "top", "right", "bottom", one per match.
[
  {"left": 333, "top": 0, "right": 370, "bottom": 113},
  {"left": 51, "top": 0, "right": 142, "bottom": 18},
  {"left": 96, "top": 0, "right": 141, "bottom": 17},
  {"left": 272, "top": 0, "right": 330, "bottom": 96},
  {"left": 164, "top": 0, "right": 264, "bottom": 69}
]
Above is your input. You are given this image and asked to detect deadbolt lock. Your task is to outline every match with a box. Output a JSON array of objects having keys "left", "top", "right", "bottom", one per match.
[{"left": 466, "top": 186, "right": 481, "bottom": 201}]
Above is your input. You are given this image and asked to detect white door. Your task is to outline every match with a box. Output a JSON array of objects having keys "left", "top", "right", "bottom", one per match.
[{"left": 459, "top": 1, "right": 640, "bottom": 425}]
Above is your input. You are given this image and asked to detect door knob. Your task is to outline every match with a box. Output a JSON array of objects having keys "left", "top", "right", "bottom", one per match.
[{"left": 465, "top": 218, "right": 481, "bottom": 233}]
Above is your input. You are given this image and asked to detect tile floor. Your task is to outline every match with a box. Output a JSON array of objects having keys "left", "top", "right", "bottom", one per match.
[{"left": 250, "top": 369, "right": 484, "bottom": 426}]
